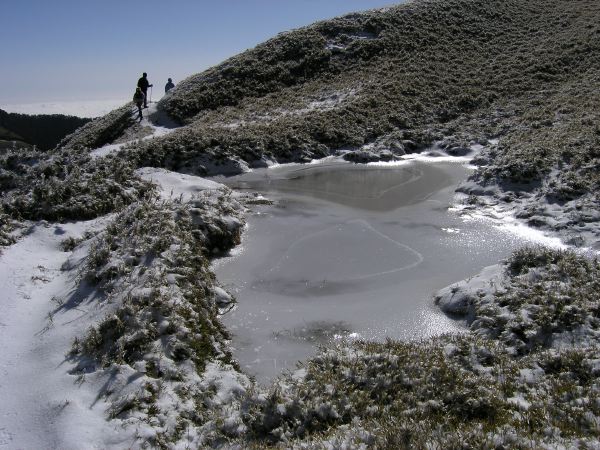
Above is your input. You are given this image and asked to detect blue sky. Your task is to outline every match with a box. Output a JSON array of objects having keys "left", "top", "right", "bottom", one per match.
[{"left": 1, "top": 1, "right": 397, "bottom": 104}]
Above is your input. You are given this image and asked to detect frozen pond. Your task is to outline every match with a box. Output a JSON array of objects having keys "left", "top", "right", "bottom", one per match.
[{"left": 212, "top": 160, "right": 530, "bottom": 382}]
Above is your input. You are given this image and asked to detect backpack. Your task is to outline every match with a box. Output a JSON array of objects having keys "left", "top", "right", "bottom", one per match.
[{"left": 133, "top": 90, "right": 144, "bottom": 104}]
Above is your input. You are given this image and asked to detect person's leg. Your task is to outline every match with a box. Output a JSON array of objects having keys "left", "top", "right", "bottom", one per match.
[
  {"left": 143, "top": 90, "right": 148, "bottom": 108},
  {"left": 137, "top": 104, "right": 143, "bottom": 121}
]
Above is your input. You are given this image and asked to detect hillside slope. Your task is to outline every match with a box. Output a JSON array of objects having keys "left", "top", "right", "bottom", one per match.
[
  {"left": 50, "top": 0, "right": 600, "bottom": 247},
  {"left": 1, "top": 0, "right": 600, "bottom": 447}
]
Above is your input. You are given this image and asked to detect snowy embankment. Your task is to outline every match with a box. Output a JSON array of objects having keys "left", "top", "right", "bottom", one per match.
[
  {"left": 0, "top": 217, "right": 135, "bottom": 448},
  {"left": 90, "top": 103, "right": 179, "bottom": 159},
  {"left": 0, "top": 153, "right": 252, "bottom": 447}
]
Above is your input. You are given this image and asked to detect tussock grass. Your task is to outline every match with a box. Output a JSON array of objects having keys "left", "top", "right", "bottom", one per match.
[
  {"left": 0, "top": 145, "right": 154, "bottom": 221},
  {"left": 238, "top": 336, "right": 600, "bottom": 448},
  {"left": 69, "top": 192, "right": 250, "bottom": 446}
]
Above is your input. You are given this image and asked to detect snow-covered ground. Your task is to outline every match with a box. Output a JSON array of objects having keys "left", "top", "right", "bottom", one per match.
[
  {"left": 135, "top": 167, "right": 225, "bottom": 201},
  {"left": 0, "top": 218, "right": 137, "bottom": 449},
  {"left": 0, "top": 161, "right": 255, "bottom": 448},
  {"left": 0, "top": 127, "right": 596, "bottom": 446},
  {"left": 90, "top": 103, "right": 179, "bottom": 158}
]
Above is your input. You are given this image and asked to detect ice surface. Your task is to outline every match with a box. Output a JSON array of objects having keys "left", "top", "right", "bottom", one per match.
[{"left": 213, "top": 160, "right": 543, "bottom": 381}]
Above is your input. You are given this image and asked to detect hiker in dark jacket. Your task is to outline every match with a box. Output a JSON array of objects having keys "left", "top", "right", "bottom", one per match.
[
  {"left": 137, "top": 72, "right": 153, "bottom": 108},
  {"left": 165, "top": 78, "right": 175, "bottom": 93},
  {"left": 133, "top": 87, "right": 145, "bottom": 121}
]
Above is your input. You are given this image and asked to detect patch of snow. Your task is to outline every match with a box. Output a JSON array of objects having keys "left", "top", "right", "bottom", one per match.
[
  {"left": 325, "top": 32, "right": 378, "bottom": 51},
  {"left": 201, "top": 361, "right": 248, "bottom": 405},
  {"left": 326, "top": 43, "right": 347, "bottom": 51},
  {"left": 135, "top": 167, "right": 226, "bottom": 201},
  {"left": 143, "top": 102, "right": 179, "bottom": 134},
  {"left": 495, "top": 218, "right": 567, "bottom": 250},
  {"left": 214, "top": 90, "right": 358, "bottom": 130},
  {"left": 434, "top": 265, "right": 502, "bottom": 316},
  {"left": 291, "top": 368, "right": 307, "bottom": 382},
  {"left": 0, "top": 218, "right": 135, "bottom": 449},
  {"left": 507, "top": 395, "right": 531, "bottom": 411},
  {"left": 89, "top": 103, "right": 180, "bottom": 159},
  {"left": 90, "top": 142, "right": 124, "bottom": 158},
  {"left": 519, "top": 367, "right": 545, "bottom": 384},
  {"left": 452, "top": 201, "right": 568, "bottom": 250},
  {"left": 368, "top": 140, "right": 486, "bottom": 166}
]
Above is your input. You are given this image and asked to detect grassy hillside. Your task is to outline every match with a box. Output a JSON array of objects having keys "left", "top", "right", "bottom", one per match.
[
  {"left": 135, "top": 0, "right": 598, "bottom": 249},
  {"left": 2, "top": 0, "right": 600, "bottom": 446},
  {"left": 37, "top": 0, "right": 600, "bottom": 247}
]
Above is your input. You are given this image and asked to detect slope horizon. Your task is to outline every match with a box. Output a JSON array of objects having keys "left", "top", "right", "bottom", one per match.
[{"left": 1, "top": 0, "right": 400, "bottom": 115}]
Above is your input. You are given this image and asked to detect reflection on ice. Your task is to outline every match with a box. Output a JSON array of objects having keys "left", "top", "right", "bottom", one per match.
[
  {"left": 451, "top": 202, "right": 567, "bottom": 250},
  {"left": 273, "top": 320, "right": 353, "bottom": 344}
]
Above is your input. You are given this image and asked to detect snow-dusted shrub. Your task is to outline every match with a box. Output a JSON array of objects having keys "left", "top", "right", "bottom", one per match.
[
  {"left": 2, "top": 148, "right": 154, "bottom": 221},
  {"left": 77, "top": 191, "right": 244, "bottom": 363},
  {"left": 59, "top": 103, "right": 136, "bottom": 150},
  {"left": 507, "top": 245, "right": 561, "bottom": 275},
  {"left": 69, "top": 191, "right": 249, "bottom": 447},
  {"left": 239, "top": 336, "right": 600, "bottom": 448},
  {"left": 0, "top": 204, "right": 16, "bottom": 248},
  {"left": 0, "top": 145, "right": 44, "bottom": 193},
  {"left": 437, "top": 247, "right": 600, "bottom": 355}
]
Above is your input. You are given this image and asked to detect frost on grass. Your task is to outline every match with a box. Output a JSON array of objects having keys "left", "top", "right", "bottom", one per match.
[
  {"left": 69, "top": 191, "right": 252, "bottom": 448},
  {"left": 435, "top": 246, "right": 600, "bottom": 355},
  {"left": 238, "top": 337, "right": 600, "bottom": 449},
  {"left": 59, "top": 103, "right": 137, "bottom": 151},
  {"left": 1, "top": 145, "right": 155, "bottom": 221},
  {"left": 0, "top": 204, "right": 16, "bottom": 248}
]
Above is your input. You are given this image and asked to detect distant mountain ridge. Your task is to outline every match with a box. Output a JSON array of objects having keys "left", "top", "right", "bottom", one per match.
[{"left": 0, "top": 109, "right": 91, "bottom": 150}]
